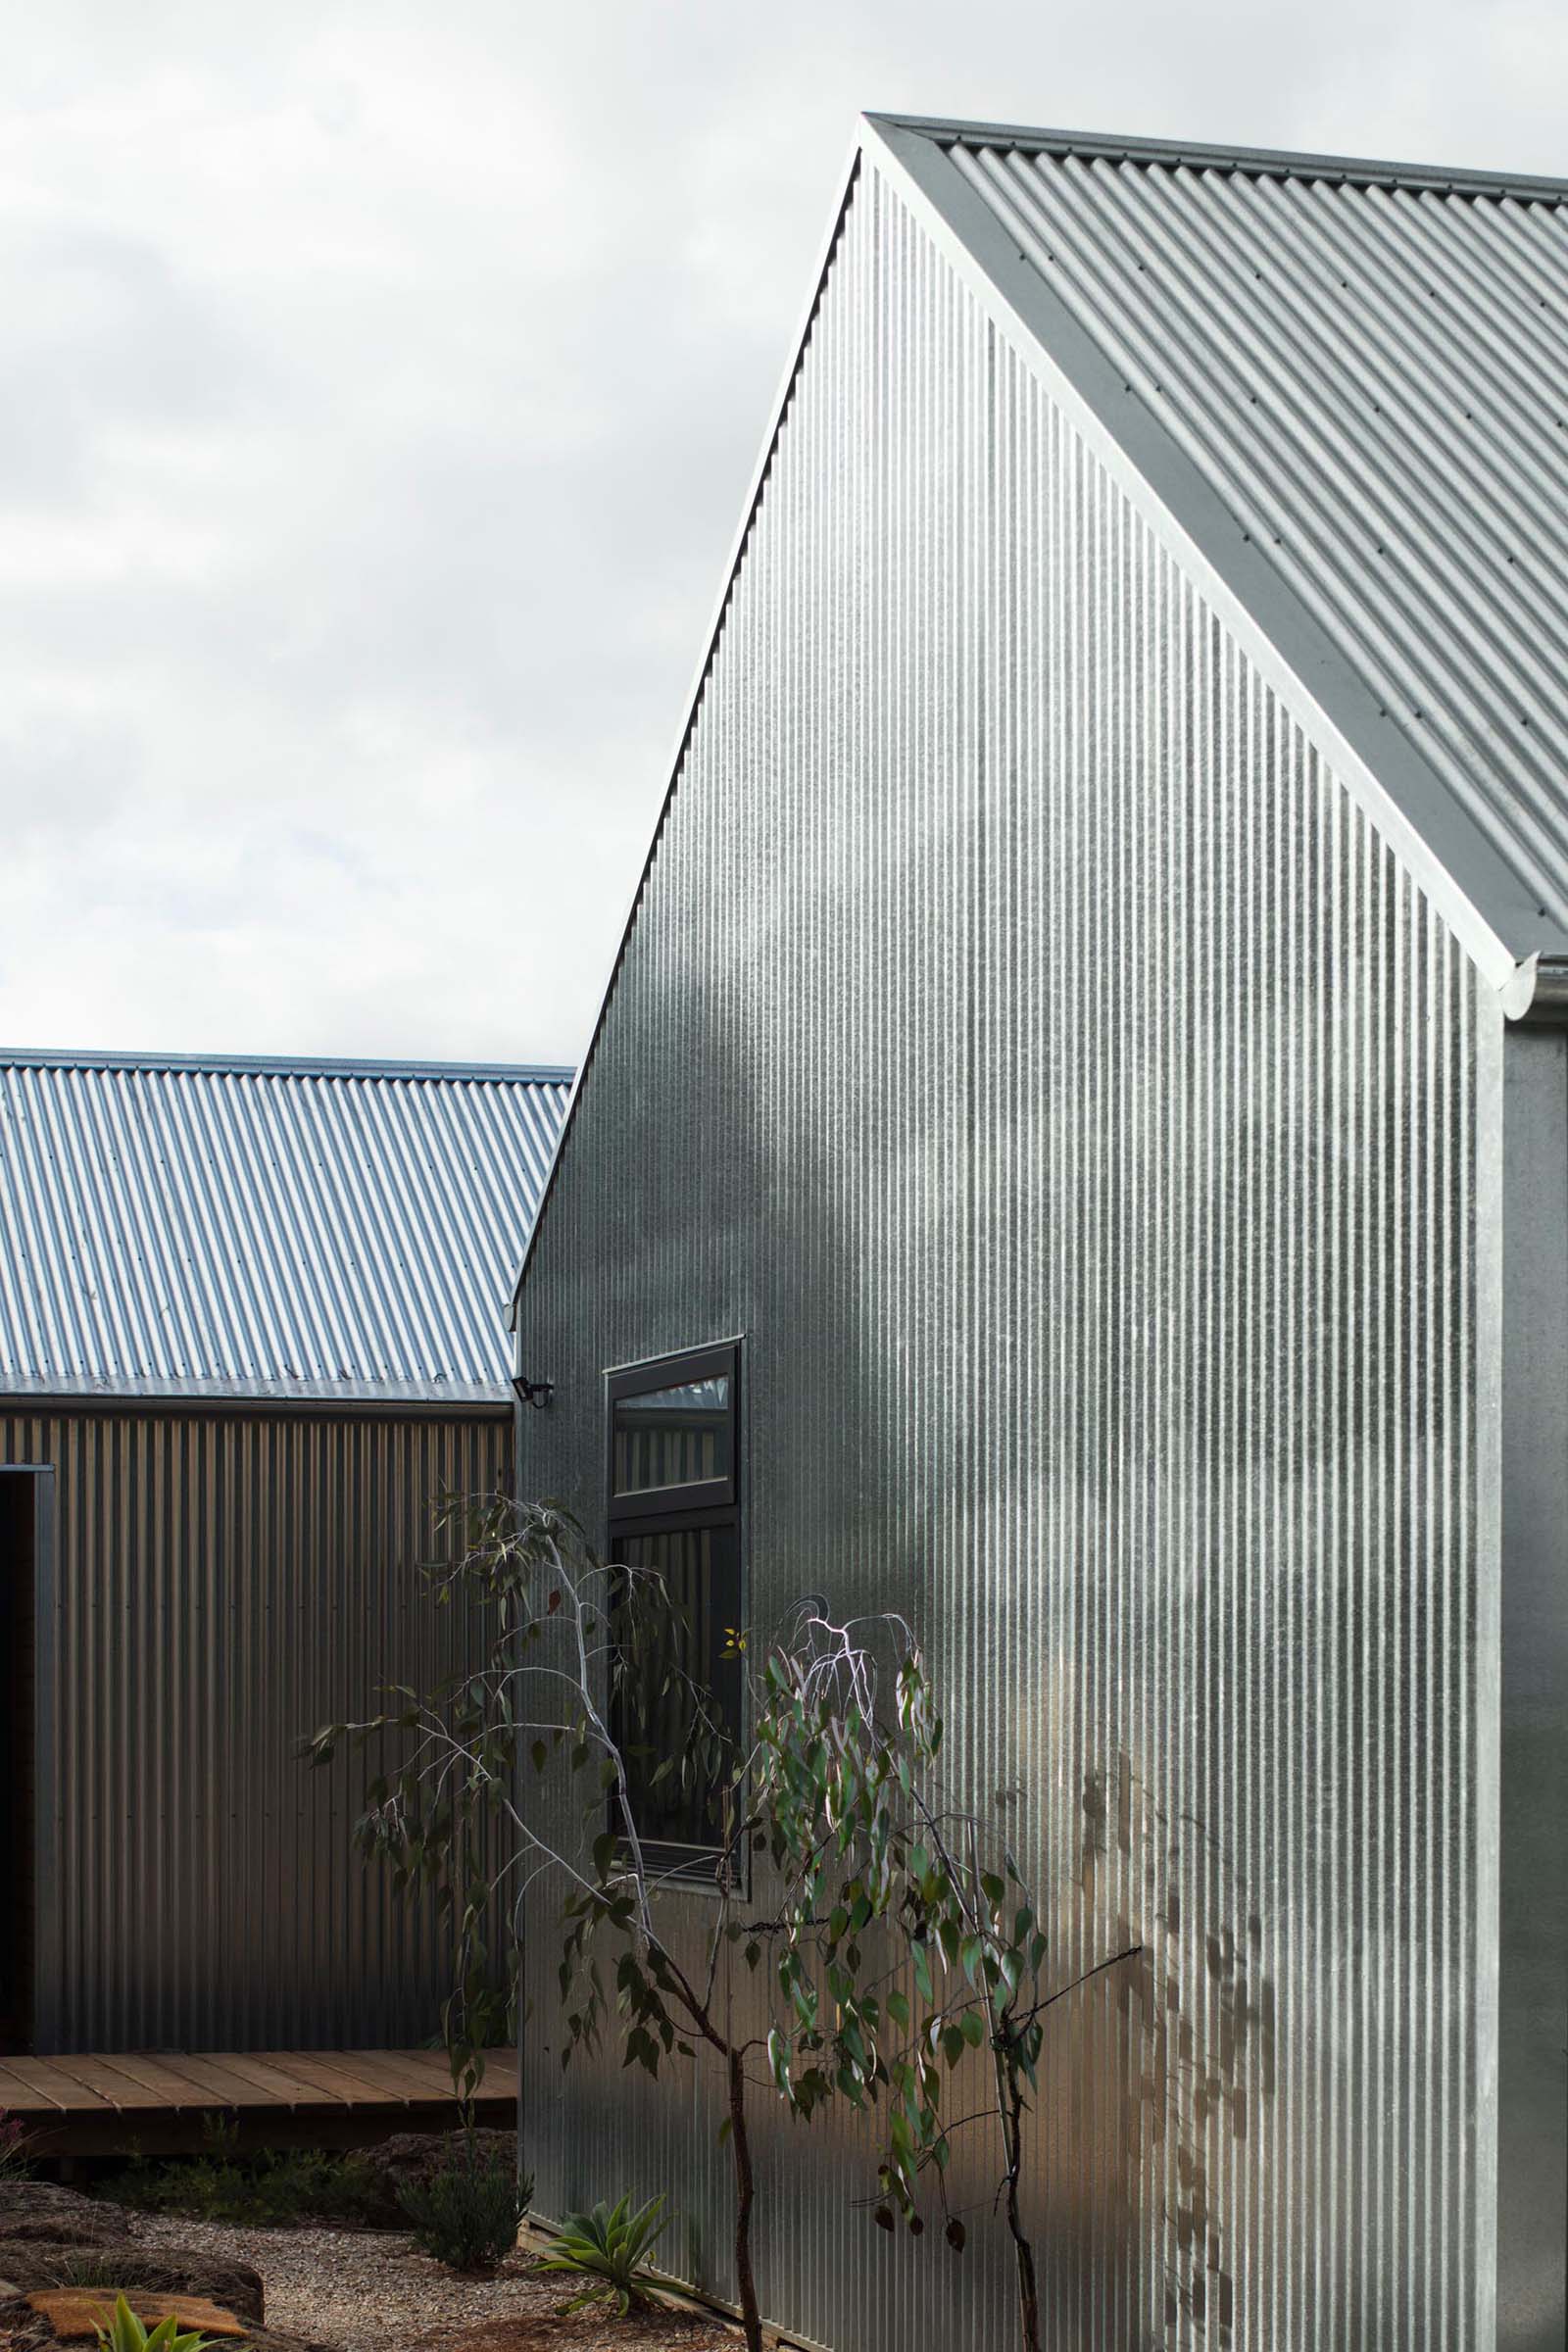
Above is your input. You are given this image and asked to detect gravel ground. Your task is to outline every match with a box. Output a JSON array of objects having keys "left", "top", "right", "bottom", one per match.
[{"left": 116, "top": 2209, "right": 738, "bottom": 2352}]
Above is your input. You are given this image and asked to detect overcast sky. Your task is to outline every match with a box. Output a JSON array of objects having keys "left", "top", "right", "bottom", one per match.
[{"left": 1, "top": 3, "right": 1565, "bottom": 1067}]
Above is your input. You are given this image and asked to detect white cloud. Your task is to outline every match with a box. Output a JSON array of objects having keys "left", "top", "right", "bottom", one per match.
[{"left": 0, "top": 0, "right": 1565, "bottom": 1064}]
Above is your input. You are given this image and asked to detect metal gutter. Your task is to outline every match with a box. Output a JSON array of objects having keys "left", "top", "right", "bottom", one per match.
[
  {"left": 1502, "top": 955, "right": 1568, "bottom": 1024},
  {"left": 0, "top": 1385, "right": 512, "bottom": 1421}
]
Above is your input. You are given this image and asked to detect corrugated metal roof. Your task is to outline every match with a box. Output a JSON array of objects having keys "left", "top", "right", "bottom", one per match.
[
  {"left": 516, "top": 118, "right": 1568, "bottom": 1296},
  {"left": 0, "top": 1048, "right": 570, "bottom": 1403},
  {"left": 878, "top": 115, "right": 1568, "bottom": 965}
]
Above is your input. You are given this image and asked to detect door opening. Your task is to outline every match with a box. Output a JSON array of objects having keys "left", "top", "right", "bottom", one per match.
[{"left": 0, "top": 1470, "right": 42, "bottom": 2054}]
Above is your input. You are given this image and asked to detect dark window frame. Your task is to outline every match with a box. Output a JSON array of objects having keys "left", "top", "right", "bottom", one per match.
[
  {"left": 605, "top": 1340, "right": 744, "bottom": 1887},
  {"left": 606, "top": 1341, "right": 738, "bottom": 1522}
]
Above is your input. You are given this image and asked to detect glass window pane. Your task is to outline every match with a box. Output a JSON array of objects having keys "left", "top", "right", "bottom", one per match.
[
  {"left": 612, "top": 1524, "right": 742, "bottom": 1862},
  {"left": 612, "top": 1375, "right": 730, "bottom": 1495}
]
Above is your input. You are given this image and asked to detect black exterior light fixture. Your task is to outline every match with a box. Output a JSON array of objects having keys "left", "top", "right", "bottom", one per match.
[{"left": 512, "top": 1372, "right": 555, "bottom": 1410}]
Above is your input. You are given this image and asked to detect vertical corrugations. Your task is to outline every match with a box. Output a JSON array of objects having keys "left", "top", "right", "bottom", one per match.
[
  {"left": 514, "top": 165, "right": 1491, "bottom": 2352},
  {"left": 0, "top": 1404, "right": 509, "bottom": 2051}
]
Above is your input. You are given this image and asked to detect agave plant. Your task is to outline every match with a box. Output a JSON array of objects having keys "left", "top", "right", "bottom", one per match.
[
  {"left": 91, "top": 2294, "right": 214, "bottom": 2352},
  {"left": 535, "top": 2191, "right": 670, "bottom": 2314}
]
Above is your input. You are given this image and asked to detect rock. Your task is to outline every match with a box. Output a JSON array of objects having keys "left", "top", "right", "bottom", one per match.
[
  {"left": 25, "top": 2287, "right": 250, "bottom": 2340},
  {"left": 0, "top": 2188, "right": 107, "bottom": 2242},
  {"left": 0, "top": 2245, "right": 264, "bottom": 2324},
  {"left": 0, "top": 2220, "right": 123, "bottom": 2252},
  {"left": 0, "top": 2295, "right": 315, "bottom": 2352},
  {"left": 354, "top": 2130, "right": 519, "bottom": 2226},
  {"left": 0, "top": 2277, "right": 324, "bottom": 2352}
]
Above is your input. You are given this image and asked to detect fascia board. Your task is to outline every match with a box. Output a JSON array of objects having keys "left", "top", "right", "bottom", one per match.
[{"left": 865, "top": 116, "right": 1549, "bottom": 999}]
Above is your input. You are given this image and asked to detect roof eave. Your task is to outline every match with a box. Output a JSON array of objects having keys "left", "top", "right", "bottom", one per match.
[
  {"left": 0, "top": 1047, "right": 574, "bottom": 1083},
  {"left": 0, "top": 1377, "right": 513, "bottom": 1419}
]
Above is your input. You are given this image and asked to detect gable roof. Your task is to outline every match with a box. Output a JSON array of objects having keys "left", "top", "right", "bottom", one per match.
[
  {"left": 871, "top": 114, "right": 1568, "bottom": 994},
  {"left": 0, "top": 1048, "right": 570, "bottom": 1407},
  {"left": 515, "top": 114, "right": 1568, "bottom": 1300}
]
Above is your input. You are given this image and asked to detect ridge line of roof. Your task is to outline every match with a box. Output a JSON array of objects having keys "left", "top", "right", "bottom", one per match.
[
  {"left": 867, "top": 112, "right": 1568, "bottom": 205},
  {"left": 0, "top": 1047, "right": 574, "bottom": 1083}
]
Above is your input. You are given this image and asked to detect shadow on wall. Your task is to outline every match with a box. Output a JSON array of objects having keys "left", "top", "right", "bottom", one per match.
[{"left": 586, "top": 974, "right": 1285, "bottom": 2347}]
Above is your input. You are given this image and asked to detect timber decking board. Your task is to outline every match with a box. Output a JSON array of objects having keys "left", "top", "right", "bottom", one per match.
[
  {"left": 137, "top": 2055, "right": 296, "bottom": 2110},
  {"left": 204, "top": 2055, "right": 330, "bottom": 2108},
  {"left": 262, "top": 2053, "right": 371, "bottom": 2106},
  {"left": 37, "top": 2057, "right": 143, "bottom": 2109},
  {"left": 313, "top": 2051, "right": 439, "bottom": 2103},
  {"left": 269, "top": 2052, "right": 430, "bottom": 2106},
  {"left": 74, "top": 2052, "right": 201, "bottom": 2110},
  {"left": 0, "top": 2059, "right": 64, "bottom": 2111},
  {"left": 0, "top": 2050, "right": 515, "bottom": 2121},
  {"left": 0, "top": 2058, "right": 105, "bottom": 2110}
]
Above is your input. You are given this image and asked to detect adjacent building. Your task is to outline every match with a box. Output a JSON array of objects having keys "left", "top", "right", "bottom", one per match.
[
  {"left": 511, "top": 116, "right": 1568, "bottom": 2352},
  {"left": 0, "top": 1046, "right": 568, "bottom": 2055}
]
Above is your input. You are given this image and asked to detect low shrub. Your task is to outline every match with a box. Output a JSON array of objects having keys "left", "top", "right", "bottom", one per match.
[
  {"left": 395, "top": 2132, "right": 530, "bottom": 2271},
  {"left": 105, "top": 2121, "right": 385, "bottom": 2230},
  {"left": 535, "top": 2192, "right": 669, "bottom": 2316}
]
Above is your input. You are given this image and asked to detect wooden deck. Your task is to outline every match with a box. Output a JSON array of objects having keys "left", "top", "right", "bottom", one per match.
[{"left": 0, "top": 2048, "right": 517, "bottom": 2158}]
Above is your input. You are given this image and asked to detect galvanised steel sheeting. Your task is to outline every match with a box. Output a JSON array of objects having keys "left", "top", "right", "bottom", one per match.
[
  {"left": 930, "top": 122, "right": 1568, "bottom": 946},
  {"left": 2, "top": 1401, "right": 509, "bottom": 2052},
  {"left": 0, "top": 1050, "right": 569, "bottom": 1405},
  {"left": 514, "top": 157, "right": 1497, "bottom": 2351}
]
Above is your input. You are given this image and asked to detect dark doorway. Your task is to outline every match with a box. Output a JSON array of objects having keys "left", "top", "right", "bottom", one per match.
[{"left": 0, "top": 1470, "right": 43, "bottom": 2054}]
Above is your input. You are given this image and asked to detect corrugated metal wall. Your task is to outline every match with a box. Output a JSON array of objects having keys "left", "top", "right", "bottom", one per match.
[
  {"left": 0, "top": 1403, "right": 510, "bottom": 2052},
  {"left": 514, "top": 158, "right": 1498, "bottom": 2352}
]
